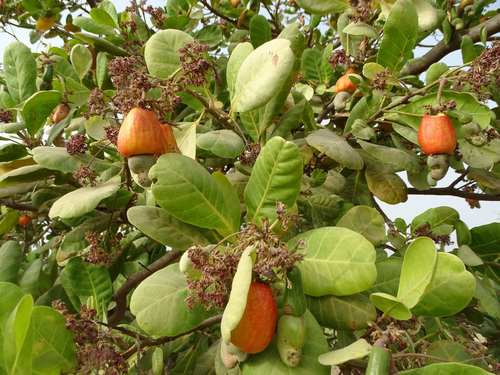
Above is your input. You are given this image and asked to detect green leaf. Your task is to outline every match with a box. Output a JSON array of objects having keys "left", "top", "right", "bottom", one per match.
[
  {"left": 30, "top": 306, "right": 76, "bottom": 374},
  {"left": 369, "top": 292, "right": 412, "bottom": 320},
  {"left": 0, "top": 144, "right": 27, "bottom": 162},
  {"left": 398, "top": 363, "right": 493, "bottom": 375},
  {"left": 96, "top": 52, "right": 109, "bottom": 89},
  {"left": 3, "top": 294, "right": 34, "bottom": 375},
  {"left": 0, "top": 241, "right": 23, "bottom": 283},
  {"left": 306, "top": 129, "right": 364, "bottom": 170},
  {"left": 99, "top": 0, "right": 118, "bottom": 26},
  {"left": 289, "top": 227, "right": 376, "bottom": 296},
  {"left": 49, "top": 176, "right": 120, "bottom": 219},
  {"left": 173, "top": 122, "right": 197, "bottom": 159},
  {"left": 459, "top": 139, "right": 500, "bottom": 169},
  {"left": 227, "top": 42, "right": 254, "bottom": 100},
  {"left": 244, "top": 137, "right": 302, "bottom": 225},
  {"left": 0, "top": 165, "right": 52, "bottom": 188},
  {"left": 301, "top": 49, "right": 331, "bottom": 83},
  {"left": 425, "top": 62, "right": 449, "bottom": 84},
  {"left": 295, "top": 0, "right": 348, "bottom": 14},
  {"left": 336, "top": 205, "right": 386, "bottom": 245},
  {"left": 59, "top": 214, "right": 110, "bottom": 257},
  {"left": 411, "top": 206, "right": 460, "bottom": 234},
  {"left": 22, "top": 91, "right": 62, "bottom": 135},
  {"left": 90, "top": 7, "right": 117, "bottom": 28},
  {"left": 241, "top": 310, "right": 329, "bottom": 375},
  {"left": 470, "top": 223, "right": 500, "bottom": 261},
  {"left": 474, "top": 276, "right": 500, "bottom": 320},
  {"left": 221, "top": 246, "right": 254, "bottom": 343},
  {"left": 307, "top": 294, "right": 376, "bottom": 330},
  {"left": 19, "top": 259, "right": 45, "bottom": 299},
  {"left": 73, "top": 16, "right": 116, "bottom": 35},
  {"left": 232, "top": 39, "right": 295, "bottom": 112},
  {"left": 84, "top": 116, "right": 110, "bottom": 140},
  {"left": 150, "top": 154, "right": 240, "bottom": 236},
  {"left": 127, "top": 206, "right": 209, "bottom": 250},
  {"left": 365, "top": 169, "right": 408, "bottom": 204},
  {"left": 0, "top": 210, "right": 20, "bottom": 236},
  {"left": 344, "top": 94, "right": 383, "bottom": 134},
  {"left": 426, "top": 340, "right": 472, "bottom": 364},
  {"left": 358, "top": 140, "right": 419, "bottom": 173},
  {"left": 377, "top": 0, "right": 418, "bottom": 72},
  {"left": 60, "top": 257, "right": 113, "bottom": 317},
  {"left": 362, "top": 62, "right": 386, "bottom": 80},
  {"left": 32, "top": 146, "right": 81, "bottom": 174},
  {"left": 130, "top": 263, "right": 212, "bottom": 337},
  {"left": 3, "top": 42, "right": 37, "bottom": 104},
  {"left": 197, "top": 130, "right": 244, "bottom": 159},
  {"left": 457, "top": 245, "right": 483, "bottom": 266},
  {"left": 461, "top": 36, "right": 481, "bottom": 64},
  {"left": 318, "top": 339, "right": 371, "bottom": 365},
  {"left": 144, "top": 29, "right": 194, "bottom": 79},
  {"left": 194, "top": 25, "right": 223, "bottom": 48},
  {"left": 368, "top": 257, "right": 402, "bottom": 295},
  {"left": 397, "top": 237, "right": 437, "bottom": 308},
  {"left": 342, "top": 22, "right": 378, "bottom": 39},
  {"left": 250, "top": 15, "right": 272, "bottom": 48},
  {"left": 70, "top": 44, "right": 93, "bottom": 81},
  {"left": 412, "top": 253, "right": 475, "bottom": 317},
  {"left": 391, "top": 91, "right": 491, "bottom": 130}
]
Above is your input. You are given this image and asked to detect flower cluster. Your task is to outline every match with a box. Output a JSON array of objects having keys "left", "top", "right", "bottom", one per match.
[
  {"left": 73, "top": 166, "right": 97, "bottom": 186},
  {"left": 0, "top": 109, "right": 12, "bottom": 123},
  {"left": 52, "top": 301, "right": 128, "bottom": 375},
  {"left": 329, "top": 49, "right": 349, "bottom": 68},
  {"left": 66, "top": 134, "right": 87, "bottom": 155},
  {"left": 84, "top": 231, "right": 122, "bottom": 266},
  {"left": 424, "top": 100, "right": 456, "bottom": 115},
  {"left": 108, "top": 56, "right": 154, "bottom": 114},
  {"left": 413, "top": 223, "right": 452, "bottom": 246},
  {"left": 350, "top": 0, "right": 373, "bottom": 22},
  {"left": 464, "top": 41, "right": 500, "bottom": 99},
  {"left": 179, "top": 41, "right": 211, "bottom": 86},
  {"left": 239, "top": 143, "right": 261, "bottom": 165},
  {"left": 372, "top": 69, "right": 391, "bottom": 90},
  {"left": 87, "top": 88, "right": 107, "bottom": 118},
  {"left": 185, "top": 204, "right": 303, "bottom": 310},
  {"left": 104, "top": 125, "right": 119, "bottom": 145}
]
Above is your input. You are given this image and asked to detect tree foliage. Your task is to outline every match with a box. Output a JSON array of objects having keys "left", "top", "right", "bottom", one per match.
[{"left": 0, "top": 0, "right": 499, "bottom": 373}]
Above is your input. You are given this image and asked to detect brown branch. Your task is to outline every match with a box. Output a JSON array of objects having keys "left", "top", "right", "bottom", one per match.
[
  {"left": 0, "top": 199, "right": 38, "bottom": 212},
  {"left": 199, "top": 0, "right": 237, "bottom": 25},
  {"left": 185, "top": 89, "right": 249, "bottom": 145},
  {"left": 122, "top": 314, "right": 222, "bottom": 359},
  {"left": 407, "top": 187, "right": 500, "bottom": 201},
  {"left": 108, "top": 250, "right": 182, "bottom": 326},
  {"left": 401, "top": 14, "right": 500, "bottom": 76}
]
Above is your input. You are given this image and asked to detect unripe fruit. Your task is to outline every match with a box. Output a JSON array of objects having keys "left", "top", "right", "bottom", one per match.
[
  {"left": 36, "top": 16, "right": 56, "bottom": 32},
  {"left": 277, "top": 315, "right": 306, "bottom": 367},
  {"left": 127, "top": 155, "right": 157, "bottom": 174},
  {"left": 334, "top": 68, "right": 357, "bottom": 94},
  {"left": 333, "top": 91, "right": 351, "bottom": 112},
  {"left": 51, "top": 103, "right": 70, "bottom": 124},
  {"left": 470, "top": 133, "right": 487, "bottom": 146},
  {"left": 230, "top": 282, "right": 277, "bottom": 354},
  {"left": 18, "top": 214, "right": 31, "bottom": 227},
  {"left": 230, "top": 0, "right": 240, "bottom": 6},
  {"left": 117, "top": 108, "right": 179, "bottom": 157},
  {"left": 418, "top": 113, "right": 457, "bottom": 155}
]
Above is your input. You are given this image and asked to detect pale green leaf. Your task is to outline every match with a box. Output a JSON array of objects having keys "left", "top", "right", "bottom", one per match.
[
  {"left": 336, "top": 205, "right": 386, "bottom": 245},
  {"left": 3, "top": 42, "right": 37, "bottom": 104},
  {"left": 32, "top": 147, "right": 81, "bottom": 174},
  {"left": 22, "top": 91, "right": 62, "bottom": 135},
  {"left": 70, "top": 44, "right": 93, "bottom": 81},
  {"left": 318, "top": 339, "right": 371, "bottom": 365}
]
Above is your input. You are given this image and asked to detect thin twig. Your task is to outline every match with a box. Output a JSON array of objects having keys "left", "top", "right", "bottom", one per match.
[
  {"left": 407, "top": 187, "right": 500, "bottom": 201},
  {"left": 199, "top": 0, "right": 237, "bottom": 25},
  {"left": 0, "top": 199, "right": 38, "bottom": 212}
]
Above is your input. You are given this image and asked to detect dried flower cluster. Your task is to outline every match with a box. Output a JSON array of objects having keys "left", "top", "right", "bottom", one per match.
[
  {"left": 423, "top": 100, "right": 456, "bottom": 115},
  {"left": 52, "top": 301, "right": 128, "bottom": 375},
  {"left": 413, "top": 223, "right": 451, "bottom": 246},
  {"left": 350, "top": 0, "right": 373, "bottom": 22},
  {"left": 87, "top": 88, "right": 107, "bottom": 118},
  {"left": 84, "top": 231, "right": 122, "bottom": 266},
  {"left": 239, "top": 143, "right": 261, "bottom": 165},
  {"left": 0, "top": 109, "right": 12, "bottom": 123},
  {"left": 329, "top": 49, "right": 349, "bottom": 68},
  {"left": 372, "top": 69, "right": 391, "bottom": 90},
  {"left": 179, "top": 41, "right": 211, "bottom": 86},
  {"left": 104, "top": 125, "right": 119, "bottom": 145},
  {"left": 73, "top": 165, "right": 97, "bottom": 186},
  {"left": 66, "top": 134, "right": 87, "bottom": 155},
  {"left": 185, "top": 204, "right": 303, "bottom": 310},
  {"left": 464, "top": 42, "right": 500, "bottom": 99}
]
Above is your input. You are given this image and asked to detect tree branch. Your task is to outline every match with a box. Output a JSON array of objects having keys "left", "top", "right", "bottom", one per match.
[
  {"left": 108, "top": 250, "right": 182, "bottom": 326},
  {"left": 401, "top": 14, "right": 500, "bottom": 76},
  {"left": 0, "top": 199, "right": 38, "bottom": 212},
  {"left": 407, "top": 187, "right": 500, "bottom": 201},
  {"left": 122, "top": 314, "right": 222, "bottom": 359},
  {"left": 199, "top": 0, "right": 237, "bottom": 25}
]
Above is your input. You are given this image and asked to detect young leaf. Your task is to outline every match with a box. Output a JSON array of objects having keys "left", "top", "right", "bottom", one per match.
[
  {"left": 377, "top": 0, "right": 418, "bottom": 73},
  {"left": 226, "top": 42, "right": 254, "bottom": 100},
  {"left": 289, "top": 227, "right": 377, "bottom": 296},
  {"left": 244, "top": 136, "right": 302, "bottom": 225},
  {"left": 249, "top": 15, "right": 272, "bottom": 48},
  {"left": 2, "top": 42, "right": 37, "bottom": 104},
  {"left": 318, "top": 339, "right": 371, "bottom": 365},
  {"left": 22, "top": 90, "right": 62, "bottom": 135},
  {"left": 232, "top": 39, "right": 295, "bottom": 112}
]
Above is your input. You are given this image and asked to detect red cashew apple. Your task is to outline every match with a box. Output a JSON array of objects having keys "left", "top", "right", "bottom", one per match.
[
  {"left": 418, "top": 113, "right": 457, "bottom": 155},
  {"left": 334, "top": 68, "right": 357, "bottom": 94},
  {"left": 18, "top": 215, "right": 31, "bottom": 227},
  {"left": 230, "top": 282, "right": 278, "bottom": 354},
  {"left": 117, "top": 108, "right": 179, "bottom": 157}
]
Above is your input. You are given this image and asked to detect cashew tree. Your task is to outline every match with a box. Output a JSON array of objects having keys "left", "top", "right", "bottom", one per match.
[{"left": 0, "top": 0, "right": 499, "bottom": 373}]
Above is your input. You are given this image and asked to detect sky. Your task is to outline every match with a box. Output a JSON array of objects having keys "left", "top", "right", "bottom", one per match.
[{"left": 0, "top": 0, "right": 499, "bottom": 234}]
